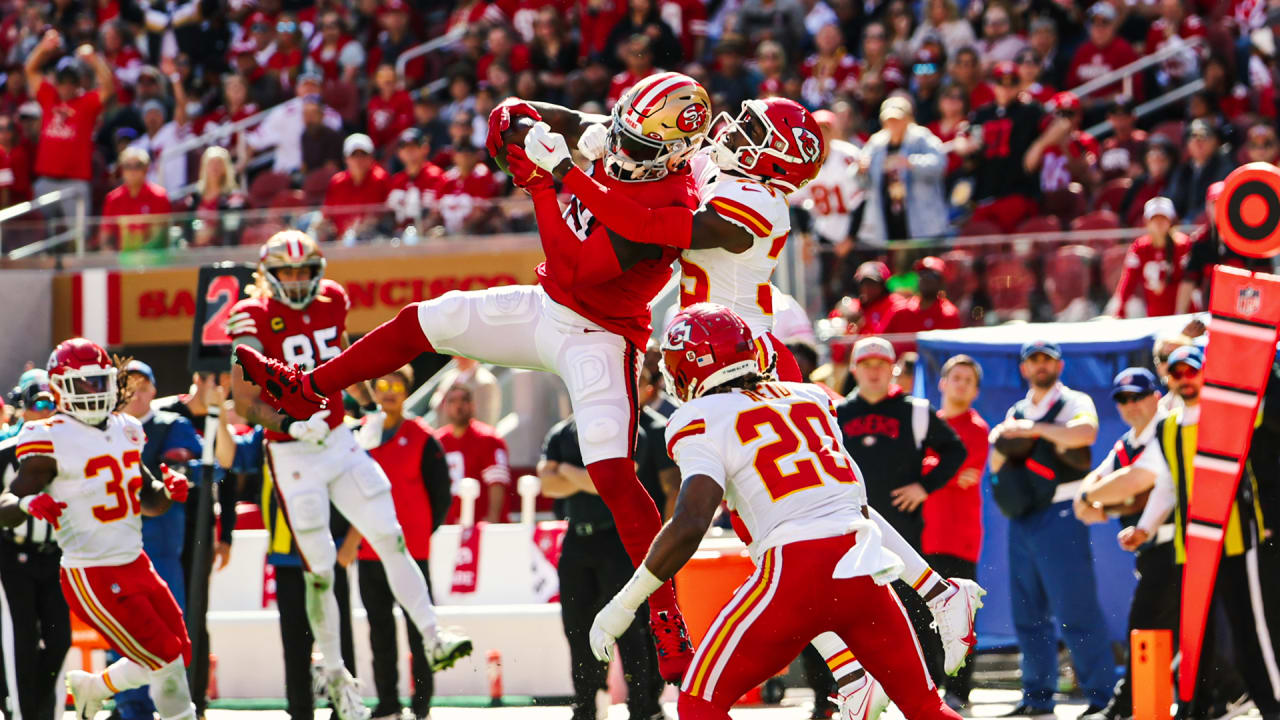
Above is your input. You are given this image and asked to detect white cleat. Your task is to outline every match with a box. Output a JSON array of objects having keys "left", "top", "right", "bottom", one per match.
[
  {"left": 929, "top": 578, "right": 986, "bottom": 676},
  {"left": 428, "top": 627, "right": 474, "bottom": 671},
  {"left": 837, "top": 676, "right": 890, "bottom": 720},
  {"left": 326, "top": 667, "right": 371, "bottom": 720},
  {"left": 67, "top": 670, "right": 107, "bottom": 720}
]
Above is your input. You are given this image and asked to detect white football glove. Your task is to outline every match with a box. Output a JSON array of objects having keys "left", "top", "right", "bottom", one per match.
[
  {"left": 577, "top": 122, "right": 609, "bottom": 162},
  {"left": 524, "top": 122, "right": 571, "bottom": 172},
  {"left": 225, "top": 311, "right": 257, "bottom": 337},
  {"left": 589, "top": 595, "right": 636, "bottom": 663},
  {"left": 287, "top": 410, "right": 331, "bottom": 445}
]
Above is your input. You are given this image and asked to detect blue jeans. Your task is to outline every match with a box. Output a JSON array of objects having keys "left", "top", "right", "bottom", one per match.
[
  {"left": 116, "top": 507, "right": 187, "bottom": 720},
  {"left": 1009, "top": 502, "right": 1116, "bottom": 708}
]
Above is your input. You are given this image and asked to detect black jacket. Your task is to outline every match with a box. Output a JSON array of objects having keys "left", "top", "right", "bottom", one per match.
[{"left": 836, "top": 388, "right": 966, "bottom": 547}]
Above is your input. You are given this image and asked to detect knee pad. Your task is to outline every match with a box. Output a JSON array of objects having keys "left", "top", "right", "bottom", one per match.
[
  {"left": 564, "top": 344, "right": 613, "bottom": 401},
  {"left": 282, "top": 487, "right": 329, "bottom": 532},
  {"left": 419, "top": 292, "right": 471, "bottom": 342},
  {"left": 148, "top": 658, "right": 194, "bottom": 720}
]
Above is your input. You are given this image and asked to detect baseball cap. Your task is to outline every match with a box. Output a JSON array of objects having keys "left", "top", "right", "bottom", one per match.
[
  {"left": 1188, "top": 118, "right": 1218, "bottom": 140},
  {"left": 1167, "top": 345, "right": 1204, "bottom": 370},
  {"left": 914, "top": 256, "right": 946, "bottom": 274},
  {"left": 991, "top": 60, "right": 1017, "bottom": 82},
  {"left": 17, "top": 101, "right": 40, "bottom": 119},
  {"left": 397, "top": 127, "right": 425, "bottom": 146},
  {"left": 855, "top": 260, "right": 891, "bottom": 283},
  {"left": 1029, "top": 16, "right": 1057, "bottom": 33},
  {"left": 1207, "top": 181, "right": 1226, "bottom": 204},
  {"left": 114, "top": 126, "right": 139, "bottom": 141},
  {"left": 343, "top": 133, "right": 374, "bottom": 156},
  {"left": 1019, "top": 339, "right": 1062, "bottom": 361},
  {"left": 812, "top": 109, "right": 837, "bottom": 127},
  {"left": 1049, "top": 91, "right": 1080, "bottom": 113},
  {"left": 1143, "top": 196, "right": 1177, "bottom": 221},
  {"left": 55, "top": 57, "right": 81, "bottom": 81},
  {"left": 853, "top": 337, "right": 896, "bottom": 365},
  {"left": 124, "top": 360, "right": 155, "bottom": 385},
  {"left": 1111, "top": 367, "right": 1158, "bottom": 399},
  {"left": 1088, "top": 2, "right": 1117, "bottom": 21},
  {"left": 879, "top": 96, "right": 912, "bottom": 122}
]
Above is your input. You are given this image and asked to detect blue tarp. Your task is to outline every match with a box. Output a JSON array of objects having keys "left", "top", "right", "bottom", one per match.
[{"left": 914, "top": 316, "right": 1194, "bottom": 650}]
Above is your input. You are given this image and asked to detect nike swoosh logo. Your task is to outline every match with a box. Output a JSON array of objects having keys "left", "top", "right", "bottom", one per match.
[
  {"left": 539, "top": 140, "right": 556, "bottom": 153},
  {"left": 740, "top": 185, "right": 761, "bottom": 192}
]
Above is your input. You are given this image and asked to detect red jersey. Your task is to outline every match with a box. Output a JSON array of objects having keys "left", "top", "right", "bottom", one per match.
[
  {"left": 229, "top": 279, "right": 350, "bottom": 442},
  {"left": 537, "top": 160, "right": 694, "bottom": 348},
  {"left": 310, "top": 38, "right": 355, "bottom": 80},
  {"left": 928, "top": 121, "right": 966, "bottom": 176},
  {"left": 324, "top": 164, "right": 391, "bottom": 236},
  {"left": 504, "top": 0, "right": 573, "bottom": 41},
  {"left": 1099, "top": 130, "right": 1148, "bottom": 181},
  {"left": 367, "top": 91, "right": 414, "bottom": 150},
  {"left": 968, "top": 83, "right": 995, "bottom": 112},
  {"left": 607, "top": 68, "right": 659, "bottom": 108},
  {"left": 106, "top": 45, "right": 144, "bottom": 105},
  {"left": 358, "top": 417, "right": 440, "bottom": 561},
  {"left": 1067, "top": 38, "right": 1142, "bottom": 99},
  {"left": 1022, "top": 82, "right": 1056, "bottom": 105},
  {"left": 1145, "top": 15, "right": 1206, "bottom": 55},
  {"left": 34, "top": 83, "right": 103, "bottom": 181},
  {"left": 1114, "top": 232, "right": 1190, "bottom": 318},
  {"left": 477, "top": 45, "right": 531, "bottom": 79},
  {"left": 921, "top": 408, "right": 988, "bottom": 563},
  {"left": 388, "top": 163, "right": 445, "bottom": 225},
  {"left": 1039, "top": 131, "right": 1099, "bottom": 193},
  {"left": 101, "top": 182, "right": 172, "bottom": 249},
  {"left": 2, "top": 141, "right": 33, "bottom": 202},
  {"left": 800, "top": 52, "right": 859, "bottom": 106},
  {"left": 435, "top": 419, "right": 510, "bottom": 524},
  {"left": 577, "top": 0, "right": 625, "bottom": 59},
  {"left": 905, "top": 295, "right": 962, "bottom": 332},
  {"left": 660, "top": 0, "right": 708, "bottom": 61}
]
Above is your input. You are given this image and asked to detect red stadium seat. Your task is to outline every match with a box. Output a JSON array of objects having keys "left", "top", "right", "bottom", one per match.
[
  {"left": 1095, "top": 178, "right": 1132, "bottom": 214},
  {"left": 939, "top": 249, "right": 978, "bottom": 304},
  {"left": 1101, "top": 244, "right": 1131, "bottom": 293},
  {"left": 303, "top": 168, "right": 335, "bottom": 204},
  {"left": 270, "top": 189, "right": 310, "bottom": 209},
  {"left": 984, "top": 254, "right": 1036, "bottom": 317},
  {"left": 238, "top": 221, "right": 287, "bottom": 246},
  {"left": 323, "top": 81, "right": 359, "bottom": 125},
  {"left": 1152, "top": 120, "right": 1186, "bottom": 147},
  {"left": 1071, "top": 209, "right": 1121, "bottom": 232},
  {"left": 1041, "top": 186, "right": 1086, "bottom": 223},
  {"left": 248, "top": 172, "right": 292, "bottom": 208},
  {"left": 959, "top": 218, "right": 1003, "bottom": 238},
  {"left": 1045, "top": 245, "right": 1097, "bottom": 314},
  {"left": 1014, "top": 215, "right": 1061, "bottom": 236}
]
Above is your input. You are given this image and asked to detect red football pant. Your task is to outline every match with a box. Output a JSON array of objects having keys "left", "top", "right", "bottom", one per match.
[
  {"left": 61, "top": 553, "right": 191, "bottom": 670},
  {"left": 678, "top": 534, "right": 960, "bottom": 720},
  {"left": 970, "top": 194, "right": 1040, "bottom": 235},
  {"left": 764, "top": 332, "right": 803, "bottom": 382}
]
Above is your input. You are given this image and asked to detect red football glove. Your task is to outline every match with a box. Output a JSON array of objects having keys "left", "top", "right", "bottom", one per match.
[
  {"left": 485, "top": 98, "right": 543, "bottom": 159},
  {"left": 19, "top": 493, "right": 66, "bottom": 529},
  {"left": 160, "top": 463, "right": 190, "bottom": 503},
  {"left": 506, "top": 145, "right": 555, "bottom": 194}
]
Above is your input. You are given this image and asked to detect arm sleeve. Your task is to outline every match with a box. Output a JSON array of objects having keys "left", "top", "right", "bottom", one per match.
[
  {"left": 421, "top": 434, "right": 453, "bottom": 532},
  {"left": 666, "top": 413, "right": 724, "bottom": 485},
  {"left": 1136, "top": 455, "right": 1175, "bottom": 535},
  {"left": 530, "top": 187, "right": 624, "bottom": 287},
  {"left": 561, "top": 167, "right": 693, "bottom": 249},
  {"left": 919, "top": 407, "right": 966, "bottom": 493},
  {"left": 14, "top": 422, "right": 56, "bottom": 463}
]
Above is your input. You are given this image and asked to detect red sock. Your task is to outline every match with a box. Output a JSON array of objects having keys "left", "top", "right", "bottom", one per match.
[
  {"left": 312, "top": 303, "right": 436, "bottom": 393},
  {"left": 586, "top": 457, "right": 677, "bottom": 611},
  {"left": 677, "top": 692, "right": 730, "bottom": 720}
]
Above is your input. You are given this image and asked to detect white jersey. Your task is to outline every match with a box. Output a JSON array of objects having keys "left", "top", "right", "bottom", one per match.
[
  {"left": 665, "top": 381, "right": 873, "bottom": 562},
  {"left": 788, "top": 139, "right": 863, "bottom": 243},
  {"left": 15, "top": 412, "right": 148, "bottom": 568},
  {"left": 682, "top": 153, "right": 793, "bottom": 336}
]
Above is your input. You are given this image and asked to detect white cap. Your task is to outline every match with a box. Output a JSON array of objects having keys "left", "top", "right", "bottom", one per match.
[
  {"left": 853, "top": 336, "right": 895, "bottom": 365},
  {"left": 343, "top": 133, "right": 374, "bottom": 157},
  {"left": 1143, "top": 196, "right": 1176, "bottom": 221}
]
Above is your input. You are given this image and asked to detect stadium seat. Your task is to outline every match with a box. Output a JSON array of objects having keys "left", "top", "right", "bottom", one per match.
[
  {"left": 1101, "top": 244, "right": 1131, "bottom": 293},
  {"left": 1014, "top": 215, "right": 1061, "bottom": 236},
  {"left": 238, "top": 221, "right": 287, "bottom": 246},
  {"left": 939, "top": 249, "right": 978, "bottom": 308},
  {"left": 959, "top": 218, "right": 1003, "bottom": 237},
  {"left": 1045, "top": 245, "right": 1097, "bottom": 314},
  {"left": 303, "top": 168, "right": 335, "bottom": 204},
  {"left": 983, "top": 254, "right": 1036, "bottom": 319},
  {"left": 1071, "top": 210, "right": 1123, "bottom": 251},
  {"left": 1152, "top": 120, "right": 1186, "bottom": 148},
  {"left": 248, "top": 172, "right": 292, "bottom": 208},
  {"left": 323, "top": 81, "right": 360, "bottom": 125},
  {"left": 1095, "top": 178, "right": 1132, "bottom": 214},
  {"left": 1041, "top": 186, "right": 1086, "bottom": 223},
  {"left": 270, "top": 189, "right": 310, "bottom": 209}
]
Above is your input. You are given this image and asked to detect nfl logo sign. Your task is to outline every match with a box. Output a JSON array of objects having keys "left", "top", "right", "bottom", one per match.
[{"left": 1238, "top": 286, "right": 1263, "bottom": 316}]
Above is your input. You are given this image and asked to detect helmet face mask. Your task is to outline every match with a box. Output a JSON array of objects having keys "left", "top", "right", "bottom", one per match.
[
  {"left": 710, "top": 98, "right": 825, "bottom": 194},
  {"left": 47, "top": 338, "right": 117, "bottom": 426},
  {"left": 264, "top": 260, "right": 324, "bottom": 308},
  {"left": 259, "top": 231, "right": 326, "bottom": 309},
  {"left": 604, "top": 72, "right": 711, "bottom": 183}
]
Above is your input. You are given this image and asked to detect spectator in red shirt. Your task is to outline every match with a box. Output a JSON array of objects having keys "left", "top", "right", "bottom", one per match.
[
  {"left": 1024, "top": 91, "right": 1101, "bottom": 195},
  {"left": 434, "top": 383, "right": 511, "bottom": 525},
  {"left": 367, "top": 0, "right": 424, "bottom": 86},
  {"left": 1067, "top": 3, "right": 1142, "bottom": 113},
  {"left": 577, "top": 0, "right": 626, "bottom": 61},
  {"left": 834, "top": 260, "right": 912, "bottom": 342},
  {"left": 603, "top": 0, "right": 681, "bottom": 71},
  {"left": 921, "top": 353, "right": 988, "bottom": 709},
  {"left": 1122, "top": 136, "right": 1175, "bottom": 226},
  {"left": 1014, "top": 48, "right": 1055, "bottom": 104},
  {"left": 907, "top": 256, "right": 964, "bottom": 331},
  {"left": 0, "top": 115, "right": 32, "bottom": 206},
  {"left": 606, "top": 34, "right": 660, "bottom": 108},
  {"left": 1145, "top": 0, "right": 1205, "bottom": 92},
  {"left": 801, "top": 23, "right": 860, "bottom": 109},
  {"left": 978, "top": 4, "right": 1027, "bottom": 68},
  {"left": 267, "top": 15, "right": 306, "bottom": 91},
  {"left": 310, "top": 10, "right": 365, "bottom": 84},
  {"left": 929, "top": 84, "right": 969, "bottom": 182},
  {"left": 948, "top": 46, "right": 994, "bottom": 112},
  {"left": 25, "top": 30, "right": 113, "bottom": 220},
  {"left": 435, "top": 142, "right": 501, "bottom": 234},
  {"left": 1098, "top": 97, "right": 1147, "bottom": 181},
  {"left": 100, "top": 146, "right": 172, "bottom": 251},
  {"left": 367, "top": 64, "right": 414, "bottom": 154},
  {"left": 1111, "top": 196, "right": 1190, "bottom": 319},
  {"left": 478, "top": 25, "right": 532, "bottom": 79},
  {"left": 387, "top": 128, "right": 443, "bottom": 232},
  {"left": 100, "top": 20, "right": 142, "bottom": 105},
  {"left": 323, "top": 133, "right": 392, "bottom": 240}
]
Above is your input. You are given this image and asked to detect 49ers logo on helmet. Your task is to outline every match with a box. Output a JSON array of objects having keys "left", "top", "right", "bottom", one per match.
[
  {"left": 676, "top": 102, "right": 709, "bottom": 133},
  {"left": 792, "top": 126, "right": 821, "bottom": 162}
]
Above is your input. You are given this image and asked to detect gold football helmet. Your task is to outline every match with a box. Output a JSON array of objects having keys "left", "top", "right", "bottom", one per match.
[
  {"left": 607, "top": 72, "right": 712, "bottom": 182},
  {"left": 258, "top": 230, "right": 326, "bottom": 309}
]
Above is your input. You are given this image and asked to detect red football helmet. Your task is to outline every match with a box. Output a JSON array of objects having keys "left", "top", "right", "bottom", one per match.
[
  {"left": 47, "top": 337, "right": 117, "bottom": 425},
  {"left": 709, "top": 98, "right": 826, "bottom": 194},
  {"left": 661, "top": 304, "right": 765, "bottom": 403}
]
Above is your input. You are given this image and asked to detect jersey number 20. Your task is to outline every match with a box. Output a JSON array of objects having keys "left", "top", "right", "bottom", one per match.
[{"left": 735, "top": 401, "right": 857, "bottom": 501}]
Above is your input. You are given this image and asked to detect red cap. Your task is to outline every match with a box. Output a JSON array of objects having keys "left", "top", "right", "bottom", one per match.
[
  {"left": 855, "top": 260, "right": 891, "bottom": 283},
  {"left": 914, "top": 256, "right": 946, "bottom": 274},
  {"left": 248, "top": 11, "right": 270, "bottom": 26},
  {"left": 812, "top": 109, "right": 837, "bottom": 126},
  {"left": 991, "top": 61, "right": 1017, "bottom": 81},
  {"left": 1049, "top": 91, "right": 1080, "bottom": 112},
  {"left": 1207, "top": 181, "right": 1225, "bottom": 204}
]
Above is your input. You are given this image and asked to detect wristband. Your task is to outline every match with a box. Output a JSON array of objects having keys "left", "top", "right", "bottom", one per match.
[
  {"left": 279, "top": 417, "right": 295, "bottom": 434},
  {"left": 616, "top": 565, "right": 664, "bottom": 612}
]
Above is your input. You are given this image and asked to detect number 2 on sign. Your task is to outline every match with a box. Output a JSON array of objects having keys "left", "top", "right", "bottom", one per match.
[{"left": 201, "top": 274, "right": 242, "bottom": 345}]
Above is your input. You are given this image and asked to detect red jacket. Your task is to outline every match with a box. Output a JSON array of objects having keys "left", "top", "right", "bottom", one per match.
[{"left": 921, "top": 408, "right": 988, "bottom": 563}]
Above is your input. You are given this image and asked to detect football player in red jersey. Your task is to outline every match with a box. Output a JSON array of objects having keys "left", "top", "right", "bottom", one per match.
[
  {"left": 0, "top": 339, "right": 193, "bottom": 720},
  {"left": 227, "top": 232, "right": 472, "bottom": 720},
  {"left": 236, "top": 72, "right": 711, "bottom": 682}
]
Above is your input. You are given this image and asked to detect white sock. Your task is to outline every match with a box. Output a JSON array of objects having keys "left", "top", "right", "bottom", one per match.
[
  {"left": 812, "top": 632, "right": 867, "bottom": 694},
  {"left": 303, "top": 568, "right": 346, "bottom": 670},
  {"left": 868, "top": 507, "right": 954, "bottom": 602},
  {"left": 97, "top": 657, "right": 149, "bottom": 695},
  {"left": 147, "top": 657, "right": 195, "bottom": 720}
]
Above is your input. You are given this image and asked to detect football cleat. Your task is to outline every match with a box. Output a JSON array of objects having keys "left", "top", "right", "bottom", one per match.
[
  {"left": 928, "top": 578, "right": 986, "bottom": 676},
  {"left": 67, "top": 670, "right": 107, "bottom": 720},
  {"left": 325, "top": 667, "right": 370, "bottom": 720},
  {"left": 234, "top": 345, "right": 328, "bottom": 419},
  {"left": 836, "top": 675, "right": 889, "bottom": 720},
  {"left": 650, "top": 608, "right": 695, "bottom": 683},
  {"left": 428, "top": 628, "right": 474, "bottom": 671}
]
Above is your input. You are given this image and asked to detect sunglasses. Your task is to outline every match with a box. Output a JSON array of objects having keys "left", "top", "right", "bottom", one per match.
[
  {"left": 375, "top": 379, "right": 406, "bottom": 394},
  {"left": 30, "top": 399, "right": 55, "bottom": 412},
  {"left": 1170, "top": 366, "right": 1200, "bottom": 380},
  {"left": 1114, "top": 392, "right": 1150, "bottom": 405}
]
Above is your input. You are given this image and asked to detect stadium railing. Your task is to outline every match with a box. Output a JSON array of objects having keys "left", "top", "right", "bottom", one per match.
[{"left": 0, "top": 184, "right": 89, "bottom": 258}]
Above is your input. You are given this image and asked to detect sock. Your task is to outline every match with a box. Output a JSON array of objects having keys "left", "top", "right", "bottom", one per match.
[
  {"left": 585, "top": 457, "right": 675, "bottom": 611},
  {"left": 148, "top": 657, "right": 195, "bottom": 720},
  {"left": 302, "top": 568, "right": 346, "bottom": 670},
  {"left": 812, "top": 632, "right": 867, "bottom": 694},
  {"left": 97, "top": 657, "right": 150, "bottom": 695},
  {"left": 312, "top": 303, "right": 436, "bottom": 394},
  {"left": 867, "top": 506, "right": 953, "bottom": 602}
]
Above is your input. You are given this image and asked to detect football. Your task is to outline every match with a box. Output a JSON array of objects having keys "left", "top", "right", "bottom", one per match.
[
  {"left": 493, "top": 114, "right": 538, "bottom": 174},
  {"left": 993, "top": 434, "right": 1035, "bottom": 461}
]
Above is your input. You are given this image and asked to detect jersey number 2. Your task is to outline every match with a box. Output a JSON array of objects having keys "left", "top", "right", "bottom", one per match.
[
  {"left": 88, "top": 450, "right": 144, "bottom": 523},
  {"left": 735, "top": 401, "right": 857, "bottom": 501}
]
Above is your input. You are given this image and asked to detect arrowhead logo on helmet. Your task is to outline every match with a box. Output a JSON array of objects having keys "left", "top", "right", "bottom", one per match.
[{"left": 660, "top": 304, "right": 765, "bottom": 403}]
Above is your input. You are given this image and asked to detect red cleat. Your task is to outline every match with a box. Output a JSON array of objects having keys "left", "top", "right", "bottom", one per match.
[
  {"left": 234, "top": 345, "right": 328, "bottom": 419},
  {"left": 650, "top": 608, "right": 694, "bottom": 683}
]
